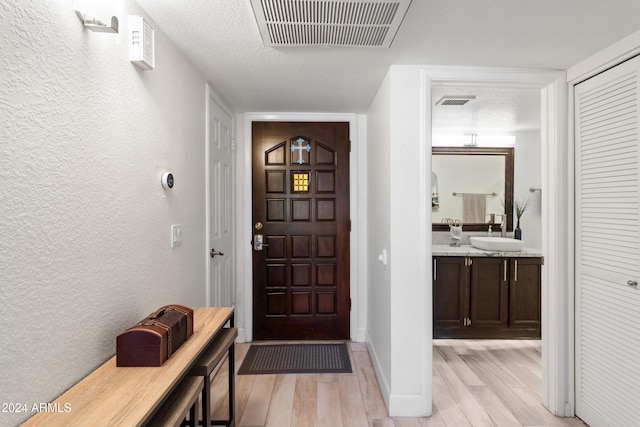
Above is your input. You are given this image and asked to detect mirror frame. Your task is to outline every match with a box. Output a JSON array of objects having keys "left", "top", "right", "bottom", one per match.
[{"left": 432, "top": 146, "right": 514, "bottom": 232}]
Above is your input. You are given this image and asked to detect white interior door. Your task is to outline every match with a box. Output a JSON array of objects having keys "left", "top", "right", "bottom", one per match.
[
  {"left": 575, "top": 55, "right": 640, "bottom": 427},
  {"left": 208, "top": 94, "right": 235, "bottom": 307}
]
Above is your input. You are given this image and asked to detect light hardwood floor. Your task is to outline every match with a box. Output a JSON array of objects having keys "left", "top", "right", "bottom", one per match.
[{"left": 206, "top": 340, "right": 588, "bottom": 427}]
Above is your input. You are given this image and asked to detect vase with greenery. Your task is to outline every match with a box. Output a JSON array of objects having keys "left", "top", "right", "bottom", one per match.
[{"left": 514, "top": 197, "right": 530, "bottom": 240}]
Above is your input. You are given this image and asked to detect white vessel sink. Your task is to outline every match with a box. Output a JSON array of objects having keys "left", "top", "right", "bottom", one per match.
[{"left": 470, "top": 237, "right": 524, "bottom": 252}]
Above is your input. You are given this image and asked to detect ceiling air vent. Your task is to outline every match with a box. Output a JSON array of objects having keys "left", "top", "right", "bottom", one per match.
[
  {"left": 435, "top": 95, "right": 476, "bottom": 106},
  {"left": 250, "top": 0, "right": 412, "bottom": 48}
]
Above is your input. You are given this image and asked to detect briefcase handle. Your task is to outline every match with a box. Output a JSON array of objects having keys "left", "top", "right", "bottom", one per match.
[
  {"left": 148, "top": 308, "right": 168, "bottom": 320},
  {"left": 148, "top": 305, "right": 189, "bottom": 320}
]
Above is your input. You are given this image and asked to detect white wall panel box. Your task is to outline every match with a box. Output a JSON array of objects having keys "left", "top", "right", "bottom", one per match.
[{"left": 130, "top": 16, "right": 155, "bottom": 70}]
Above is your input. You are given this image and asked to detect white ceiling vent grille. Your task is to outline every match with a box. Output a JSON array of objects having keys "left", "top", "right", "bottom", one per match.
[{"left": 250, "top": 0, "right": 412, "bottom": 48}]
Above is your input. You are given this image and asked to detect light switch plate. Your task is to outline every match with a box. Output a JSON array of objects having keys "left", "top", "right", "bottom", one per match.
[{"left": 171, "top": 224, "right": 182, "bottom": 248}]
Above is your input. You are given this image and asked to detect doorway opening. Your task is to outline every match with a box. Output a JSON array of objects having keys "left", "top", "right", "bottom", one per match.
[{"left": 425, "top": 67, "right": 569, "bottom": 417}]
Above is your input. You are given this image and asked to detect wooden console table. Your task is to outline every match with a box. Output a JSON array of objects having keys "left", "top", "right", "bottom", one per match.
[{"left": 22, "top": 307, "right": 234, "bottom": 427}]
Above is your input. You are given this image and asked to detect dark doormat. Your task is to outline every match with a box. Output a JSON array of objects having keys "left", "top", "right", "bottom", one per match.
[{"left": 238, "top": 343, "right": 352, "bottom": 375}]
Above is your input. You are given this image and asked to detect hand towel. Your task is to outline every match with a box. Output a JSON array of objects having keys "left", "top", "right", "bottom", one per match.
[{"left": 462, "top": 193, "right": 486, "bottom": 223}]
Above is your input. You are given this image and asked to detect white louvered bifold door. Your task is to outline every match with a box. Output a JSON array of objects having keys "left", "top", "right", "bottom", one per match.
[{"left": 575, "top": 55, "right": 640, "bottom": 427}]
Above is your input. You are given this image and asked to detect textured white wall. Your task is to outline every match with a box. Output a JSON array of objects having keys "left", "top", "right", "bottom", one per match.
[{"left": 0, "top": 1, "right": 209, "bottom": 424}]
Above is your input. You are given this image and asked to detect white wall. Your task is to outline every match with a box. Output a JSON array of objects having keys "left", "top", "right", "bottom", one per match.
[
  {"left": 365, "top": 71, "right": 393, "bottom": 399},
  {"left": 0, "top": 1, "right": 210, "bottom": 424},
  {"left": 366, "top": 66, "right": 431, "bottom": 416},
  {"left": 514, "top": 130, "right": 542, "bottom": 249}
]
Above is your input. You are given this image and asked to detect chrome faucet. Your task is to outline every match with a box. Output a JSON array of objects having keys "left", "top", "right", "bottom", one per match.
[{"left": 500, "top": 214, "right": 507, "bottom": 237}]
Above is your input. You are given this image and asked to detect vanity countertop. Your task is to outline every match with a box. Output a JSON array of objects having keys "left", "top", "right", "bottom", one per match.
[{"left": 433, "top": 244, "right": 543, "bottom": 258}]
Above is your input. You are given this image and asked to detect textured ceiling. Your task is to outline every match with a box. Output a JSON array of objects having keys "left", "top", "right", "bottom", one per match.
[
  {"left": 432, "top": 85, "right": 541, "bottom": 133},
  {"left": 136, "top": 0, "right": 640, "bottom": 114}
]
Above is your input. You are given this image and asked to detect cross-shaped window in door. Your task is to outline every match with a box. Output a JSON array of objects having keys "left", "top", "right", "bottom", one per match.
[{"left": 291, "top": 137, "right": 311, "bottom": 165}]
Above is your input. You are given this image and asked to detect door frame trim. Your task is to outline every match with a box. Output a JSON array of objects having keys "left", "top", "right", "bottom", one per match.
[{"left": 240, "top": 113, "right": 363, "bottom": 343}]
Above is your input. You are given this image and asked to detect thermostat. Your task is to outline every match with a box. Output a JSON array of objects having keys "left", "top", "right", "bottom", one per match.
[{"left": 161, "top": 172, "right": 174, "bottom": 189}]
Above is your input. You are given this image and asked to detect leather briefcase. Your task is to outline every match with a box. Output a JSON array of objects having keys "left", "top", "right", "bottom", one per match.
[
  {"left": 116, "top": 304, "right": 194, "bottom": 367},
  {"left": 146, "top": 305, "right": 193, "bottom": 354}
]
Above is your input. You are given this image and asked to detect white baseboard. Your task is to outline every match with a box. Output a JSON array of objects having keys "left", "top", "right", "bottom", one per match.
[
  {"left": 236, "top": 327, "right": 248, "bottom": 343},
  {"left": 365, "top": 331, "right": 391, "bottom": 411},
  {"left": 365, "top": 330, "right": 432, "bottom": 417},
  {"left": 388, "top": 393, "right": 432, "bottom": 417}
]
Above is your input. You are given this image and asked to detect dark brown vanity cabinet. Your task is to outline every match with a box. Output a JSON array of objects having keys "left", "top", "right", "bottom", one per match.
[
  {"left": 508, "top": 257, "right": 542, "bottom": 331},
  {"left": 470, "top": 257, "right": 509, "bottom": 330},
  {"left": 433, "top": 256, "right": 541, "bottom": 339},
  {"left": 433, "top": 257, "right": 469, "bottom": 330}
]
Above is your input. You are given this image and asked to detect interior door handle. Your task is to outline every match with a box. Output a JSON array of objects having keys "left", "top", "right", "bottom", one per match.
[{"left": 210, "top": 248, "right": 224, "bottom": 258}]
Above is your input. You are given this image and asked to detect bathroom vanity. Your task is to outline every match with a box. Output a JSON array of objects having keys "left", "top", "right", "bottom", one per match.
[{"left": 432, "top": 244, "right": 543, "bottom": 339}]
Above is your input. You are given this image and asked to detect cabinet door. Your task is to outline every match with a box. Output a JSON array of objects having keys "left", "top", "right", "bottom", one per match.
[
  {"left": 470, "top": 257, "right": 508, "bottom": 328},
  {"left": 509, "top": 258, "right": 541, "bottom": 329},
  {"left": 433, "top": 257, "right": 468, "bottom": 333}
]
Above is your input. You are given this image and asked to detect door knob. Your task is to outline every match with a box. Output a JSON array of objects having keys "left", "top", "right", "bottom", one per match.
[{"left": 210, "top": 248, "right": 224, "bottom": 258}]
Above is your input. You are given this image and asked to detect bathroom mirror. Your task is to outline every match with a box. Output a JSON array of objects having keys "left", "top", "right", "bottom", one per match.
[{"left": 432, "top": 147, "right": 514, "bottom": 232}]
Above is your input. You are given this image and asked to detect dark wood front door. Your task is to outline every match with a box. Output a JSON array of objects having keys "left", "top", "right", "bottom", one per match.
[{"left": 252, "top": 121, "right": 350, "bottom": 340}]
